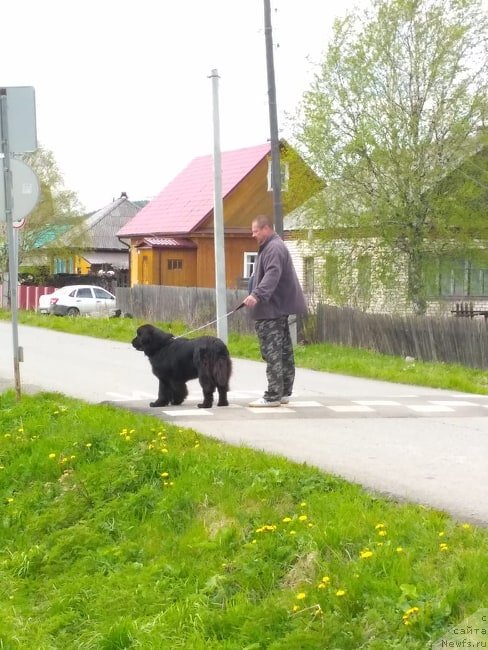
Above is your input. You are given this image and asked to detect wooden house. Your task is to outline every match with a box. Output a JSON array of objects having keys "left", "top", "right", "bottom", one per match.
[
  {"left": 76, "top": 192, "right": 143, "bottom": 283},
  {"left": 117, "top": 143, "right": 311, "bottom": 289}
]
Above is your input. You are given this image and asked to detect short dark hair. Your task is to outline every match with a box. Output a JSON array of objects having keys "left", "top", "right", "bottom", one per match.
[{"left": 252, "top": 215, "right": 273, "bottom": 229}]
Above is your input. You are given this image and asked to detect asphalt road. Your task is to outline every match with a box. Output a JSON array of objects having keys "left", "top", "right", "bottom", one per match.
[{"left": 1, "top": 321, "right": 487, "bottom": 526}]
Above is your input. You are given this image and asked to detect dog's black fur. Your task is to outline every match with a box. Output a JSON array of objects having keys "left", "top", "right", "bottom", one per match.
[{"left": 132, "top": 324, "right": 232, "bottom": 408}]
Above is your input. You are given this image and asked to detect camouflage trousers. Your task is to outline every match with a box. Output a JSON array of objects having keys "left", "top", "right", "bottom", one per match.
[{"left": 255, "top": 316, "right": 295, "bottom": 401}]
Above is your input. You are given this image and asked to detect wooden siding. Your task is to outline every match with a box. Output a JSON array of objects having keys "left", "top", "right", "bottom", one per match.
[
  {"left": 157, "top": 249, "right": 197, "bottom": 286},
  {"left": 199, "top": 157, "right": 273, "bottom": 231},
  {"left": 193, "top": 236, "right": 258, "bottom": 288},
  {"left": 131, "top": 247, "right": 197, "bottom": 286}
]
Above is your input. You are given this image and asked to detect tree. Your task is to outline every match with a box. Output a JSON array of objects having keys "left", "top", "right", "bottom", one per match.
[
  {"left": 291, "top": 0, "right": 488, "bottom": 313},
  {"left": 0, "top": 145, "right": 88, "bottom": 282}
]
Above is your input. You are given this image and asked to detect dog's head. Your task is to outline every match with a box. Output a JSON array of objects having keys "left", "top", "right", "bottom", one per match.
[{"left": 132, "top": 324, "right": 174, "bottom": 356}]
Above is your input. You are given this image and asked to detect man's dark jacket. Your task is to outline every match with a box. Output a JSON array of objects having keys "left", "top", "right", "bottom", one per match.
[{"left": 250, "top": 232, "right": 307, "bottom": 320}]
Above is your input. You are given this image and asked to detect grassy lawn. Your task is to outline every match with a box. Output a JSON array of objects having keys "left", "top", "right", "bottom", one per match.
[
  {"left": 1, "top": 390, "right": 487, "bottom": 649},
  {"left": 0, "top": 310, "right": 487, "bottom": 646},
  {"left": 2, "top": 310, "right": 488, "bottom": 395}
]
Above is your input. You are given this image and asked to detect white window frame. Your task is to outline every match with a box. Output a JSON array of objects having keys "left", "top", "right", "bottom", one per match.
[
  {"left": 243, "top": 252, "right": 257, "bottom": 278},
  {"left": 267, "top": 160, "right": 289, "bottom": 192}
]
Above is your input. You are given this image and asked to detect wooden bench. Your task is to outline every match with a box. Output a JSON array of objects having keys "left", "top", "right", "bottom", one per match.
[{"left": 451, "top": 302, "right": 488, "bottom": 321}]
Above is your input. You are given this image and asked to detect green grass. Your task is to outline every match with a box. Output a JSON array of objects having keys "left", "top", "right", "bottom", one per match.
[
  {"left": 0, "top": 390, "right": 487, "bottom": 649},
  {"left": 3, "top": 310, "right": 488, "bottom": 395}
]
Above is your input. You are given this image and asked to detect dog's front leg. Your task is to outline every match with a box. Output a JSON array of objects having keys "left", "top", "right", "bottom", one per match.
[{"left": 150, "top": 380, "right": 170, "bottom": 407}]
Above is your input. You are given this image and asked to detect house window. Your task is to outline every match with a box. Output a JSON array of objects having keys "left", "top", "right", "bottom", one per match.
[
  {"left": 54, "top": 258, "right": 73, "bottom": 274},
  {"left": 357, "top": 254, "right": 372, "bottom": 304},
  {"left": 168, "top": 259, "right": 183, "bottom": 270},
  {"left": 267, "top": 160, "right": 290, "bottom": 192},
  {"left": 303, "top": 256, "right": 314, "bottom": 294},
  {"left": 243, "top": 252, "right": 257, "bottom": 278},
  {"left": 428, "top": 258, "right": 488, "bottom": 297},
  {"left": 468, "top": 265, "right": 488, "bottom": 296},
  {"left": 325, "top": 254, "right": 339, "bottom": 296}
]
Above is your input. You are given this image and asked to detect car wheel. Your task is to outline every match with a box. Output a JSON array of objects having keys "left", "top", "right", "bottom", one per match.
[{"left": 66, "top": 307, "right": 80, "bottom": 317}]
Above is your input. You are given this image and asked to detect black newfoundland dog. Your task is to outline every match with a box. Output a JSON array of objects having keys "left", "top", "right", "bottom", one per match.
[{"left": 132, "top": 324, "right": 232, "bottom": 409}]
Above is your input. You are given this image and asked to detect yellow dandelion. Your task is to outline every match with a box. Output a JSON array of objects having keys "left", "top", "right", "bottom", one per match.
[
  {"left": 85, "top": 443, "right": 92, "bottom": 448},
  {"left": 161, "top": 472, "right": 169, "bottom": 478},
  {"left": 360, "top": 549, "right": 373, "bottom": 559},
  {"left": 7, "top": 497, "right": 14, "bottom": 503},
  {"left": 48, "top": 453, "right": 56, "bottom": 459},
  {"left": 289, "top": 530, "right": 296, "bottom": 535},
  {"left": 161, "top": 448, "right": 169, "bottom": 453},
  {"left": 300, "top": 501, "right": 307, "bottom": 507},
  {"left": 298, "top": 514, "right": 308, "bottom": 522},
  {"left": 292, "top": 604, "right": 300, "bottom": 612},
  {"left": 18, "top": 428, "right": 24, "bottom": 433},
  {"left": 396, "top": 547, "right": 404, "bottom": 553},
  {"left": 378, "top": 529, "right": 387, "bottom": 537},
  {"left": 251, "top": 539, "right": 257, "bottom": 544},
  {"left": 321, "top": 576, "right": 330, "bottom": 585},
  {"left": 375, "top": 523, "right": 386, "bottom": 529},
  {"left": 461, "top": 523, "right": 471, "bottom": 530},
  {"left": 296, "top": 592, "right": 306, "bottom": 600},
  {"left": 282, "top": 516, "right": 292, "bottom": 523},
  {"left": 439, "top": 543, "right": 449, "bottom": 552},
  {"left": 402, "top": 606, "right": 420, "bottom": 625},
  {"left": 336, "top": 589, "right": 346, "bottom": 597},
  {"left": 318, "top": 582, "right": 326, "bottom": 589},
  {"left": 438, "top": 531, "right": 445, "bottom": 537}
]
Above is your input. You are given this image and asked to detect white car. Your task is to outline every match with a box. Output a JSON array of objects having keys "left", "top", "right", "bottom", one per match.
[
  {"left": 38, "top": 285, "right": 117, "bottom": 317},
  {"left": 38, "top": 286, "right": 72, "bottom": 314}
]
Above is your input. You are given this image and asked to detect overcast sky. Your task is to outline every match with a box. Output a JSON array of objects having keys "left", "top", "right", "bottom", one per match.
[{"left": 3, "top": 0, "right": 370, "bottom": 211}]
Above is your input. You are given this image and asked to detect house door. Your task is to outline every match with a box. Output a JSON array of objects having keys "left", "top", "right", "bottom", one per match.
[{"left": 141, "top": 255, "right": 149, "bottom": 284}]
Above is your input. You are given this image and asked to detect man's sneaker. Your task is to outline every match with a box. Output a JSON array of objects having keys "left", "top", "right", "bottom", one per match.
[
  {"left": 248, "top": 397, "right": 281, "bottom": 407},
  {"left": 280, "top": 396, "right": 290, "bottom": 404}
]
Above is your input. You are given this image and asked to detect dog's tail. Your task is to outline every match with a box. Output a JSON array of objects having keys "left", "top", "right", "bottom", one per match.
[{"left": 198, "top": 340, "right": 232, "bottom": 387}]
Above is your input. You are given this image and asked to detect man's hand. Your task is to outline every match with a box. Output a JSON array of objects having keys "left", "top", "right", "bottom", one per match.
[{"left": 243, "top": 294, "right": 258, "bottom": 308}]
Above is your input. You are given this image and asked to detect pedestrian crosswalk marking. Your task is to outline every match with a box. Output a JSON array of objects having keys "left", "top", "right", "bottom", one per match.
[
  {"left": 429, "top": 400, "right": 478, "bottom": 407},
  {"left": 327, "top": 405, "right": 375, "bottom": 413},
  {"left": 407, "top": 405, "right": 454, "bottom": 413},
  {"left": 353, "top": 400, "right": 402, "bottom": 406},
  {"left": 162, "top": 409, "right": 212, "bottom": 417}
]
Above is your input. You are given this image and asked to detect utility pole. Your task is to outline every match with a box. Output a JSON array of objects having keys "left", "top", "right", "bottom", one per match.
[
  {"left": 264, "top": 0, "right": 283, "bottom": 236},
  {"left": 209, "top": 69, "right": 228, "bottom": 344}
]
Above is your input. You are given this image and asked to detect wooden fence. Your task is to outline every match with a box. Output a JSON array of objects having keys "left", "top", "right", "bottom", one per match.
[
  {"left": 116, "top": 285, "right": 253, "bottom": 334},
  {"left": 116, "top": 286, "right": 488, "bottom": 369},
  {"left": 312, "top": 304, "right": 488, "bottom": 370}
]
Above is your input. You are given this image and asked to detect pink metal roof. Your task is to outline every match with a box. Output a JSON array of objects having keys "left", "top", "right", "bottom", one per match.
[
  {"left": 137, "top": 237, "right": 196, "bottom": 249},
  {"left": 117, "top": 143, "right": 271, "bottom": 237}
]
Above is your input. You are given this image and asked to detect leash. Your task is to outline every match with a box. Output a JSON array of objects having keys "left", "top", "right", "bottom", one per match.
[{"left": 174, "top": 303, "right": 246, "bottom": 339}]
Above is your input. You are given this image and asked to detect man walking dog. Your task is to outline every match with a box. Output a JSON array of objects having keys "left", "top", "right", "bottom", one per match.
[{"left": 243, "top": 215, "right": 307, "bottom": 407}]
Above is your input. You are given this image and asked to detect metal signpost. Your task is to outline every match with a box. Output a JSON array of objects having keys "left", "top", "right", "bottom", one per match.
[
  {"left": 209, "top": 69, "right": 228, "bottom": 344},
  {"left": 0, "top": 86, "right": 39, "bottom": 399}
]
